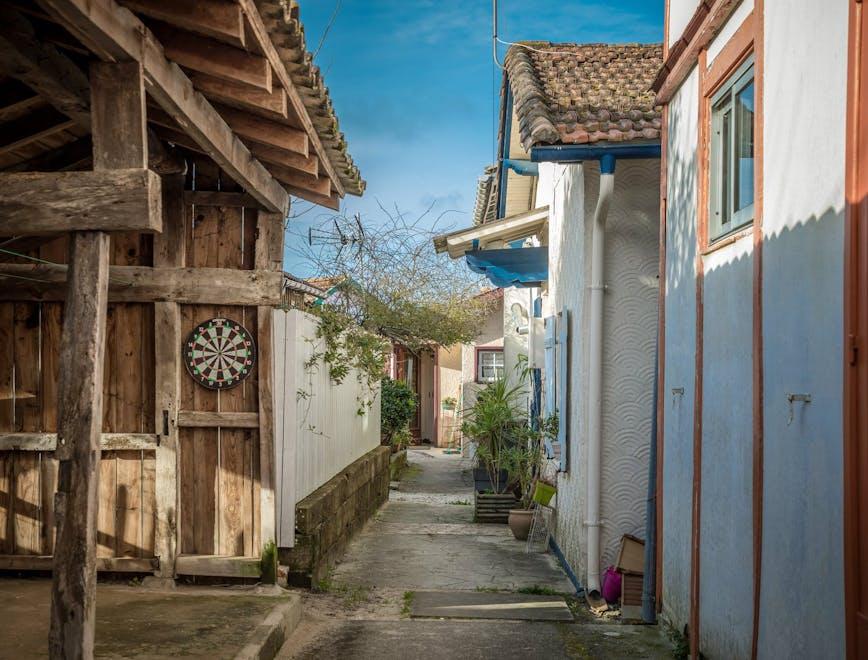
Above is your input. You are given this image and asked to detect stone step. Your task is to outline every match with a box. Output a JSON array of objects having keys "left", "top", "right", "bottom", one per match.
[{"left": 409, "top": 590, "right": 574, "bottom": 622}]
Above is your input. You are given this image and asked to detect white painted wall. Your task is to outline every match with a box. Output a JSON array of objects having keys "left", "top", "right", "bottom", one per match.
[
  {"left": 460, "top": 295, "right": 505, "bottom": 412},
  {"left": 668, "top": 0, "right": 703, "bottom": 49},
  {"left": 536, "top": 158, "right": 659, "bottom": 585},
  {"left": 661, "top": 66, "right": 700, "bottom": 634},
  {"left": 272, "top": 309, "right": 381, "bottom": 548},
  {"left": 503, "top": 285, "right": 530, "bottom": 392},
  {"left": 707, "top": 0, "right": 754, "bottom": 64}
]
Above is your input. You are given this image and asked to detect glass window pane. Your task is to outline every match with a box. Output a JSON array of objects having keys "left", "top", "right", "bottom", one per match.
[
  {"left": 721, "top": 107, "right": 731, "bottom": 226},
  {"left": 734, "top": 80, "right": 755, "bottom": 212},
  {"left": 478, "top": 351, "right": 503, "bottom": 381}
]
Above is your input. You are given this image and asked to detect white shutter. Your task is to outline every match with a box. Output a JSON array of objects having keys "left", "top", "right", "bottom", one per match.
[
  {"left": 543, "top": 316, "right": 556, "bottom": 458},
  {"left": 557, "top": 309, "right": 569, "bottom": 472}
]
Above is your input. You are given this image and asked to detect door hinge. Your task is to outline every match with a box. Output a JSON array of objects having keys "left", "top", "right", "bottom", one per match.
[{"left": 849, "top": 334, "right": 859, "bottom": 366}]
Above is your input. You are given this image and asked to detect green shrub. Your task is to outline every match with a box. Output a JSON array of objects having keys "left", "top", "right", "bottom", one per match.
[
  {"left": 390, "top": 425, "right": 413, "bottom": 452},
  {"left": 381, "top": 377, "right": 417, "bottom": 443}
]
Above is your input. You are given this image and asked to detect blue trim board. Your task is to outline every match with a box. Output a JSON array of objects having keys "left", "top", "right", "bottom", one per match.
[
  {"left": 549, "top": 536, "right": 584, "bottom": 596},
  {"left": 531, "top": 143, "right": 661, "bottom": 163}
]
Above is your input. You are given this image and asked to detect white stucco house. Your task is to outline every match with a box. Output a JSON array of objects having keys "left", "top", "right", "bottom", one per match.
[{"left": 434, "top": 41, "right": 663, "bottom": 603}]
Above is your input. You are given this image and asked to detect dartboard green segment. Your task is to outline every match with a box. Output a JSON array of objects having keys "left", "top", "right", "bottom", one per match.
[{"left": 183, "top": 317, "right": 256, "bottom": 390}]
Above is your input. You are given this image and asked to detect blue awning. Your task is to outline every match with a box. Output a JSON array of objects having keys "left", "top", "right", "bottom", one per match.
[{"left": 464, "top": 246, "right": 548, "bottom": 288}]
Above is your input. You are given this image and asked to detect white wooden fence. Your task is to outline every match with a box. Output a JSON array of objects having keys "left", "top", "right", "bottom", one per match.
[{"left": 272, "top": 308, "right": 381, "bottom": 547}]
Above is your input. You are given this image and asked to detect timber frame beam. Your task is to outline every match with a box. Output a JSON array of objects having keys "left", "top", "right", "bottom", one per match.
[
  {"left": 0, "top": 433, "right": 159, "bottom": 451},
  {"left": 37, "top": 0, "right": 290, "bottom": 214},
  {"left": 0, "top": 168, "right": 162, "bottom": 234},
  {"left": 0, "top": 265, "right": 284, "bottom": 305}
]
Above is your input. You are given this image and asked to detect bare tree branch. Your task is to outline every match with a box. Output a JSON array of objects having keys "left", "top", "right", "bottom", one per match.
[{"left": 287, "top": 204, "right": 495, "bottom": 349}]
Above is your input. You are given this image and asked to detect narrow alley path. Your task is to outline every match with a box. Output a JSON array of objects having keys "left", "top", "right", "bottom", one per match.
[{"left": 279, "top": 449, "right": 671, "bottom": 659}]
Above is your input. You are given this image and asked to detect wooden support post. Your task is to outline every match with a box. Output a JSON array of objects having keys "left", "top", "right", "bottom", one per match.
[
  {"left": 255, "top": 212, "right": 284, "bottom": 556},
  {"left": 47, "top": 231, "right": 110, "bottom": 659},
  {"left": 152, "top": 174, "right": 185, "bottom": 579},
  {"left": 49, "top": 60, "right": 146, "bottom": 660}
]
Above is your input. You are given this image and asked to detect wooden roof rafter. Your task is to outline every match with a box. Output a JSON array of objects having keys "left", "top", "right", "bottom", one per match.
[
  {"left": 0, "top": 0, "right": 357, "bottom": 210},
  {"left": 36, "top": 0, "right": 291, "bottom": 213}
]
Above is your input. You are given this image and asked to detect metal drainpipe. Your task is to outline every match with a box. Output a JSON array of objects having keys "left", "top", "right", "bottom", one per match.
[
  {"left": 642, "top": 341, "right": 659, "bottom": 623},
  {"left": 586, "top": 154, "right": 616, "bottom": 597}
]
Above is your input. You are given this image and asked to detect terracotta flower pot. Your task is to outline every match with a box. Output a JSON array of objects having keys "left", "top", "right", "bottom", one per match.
[{"left": 508, "top": 509, "right": 534, "bottom": 540}]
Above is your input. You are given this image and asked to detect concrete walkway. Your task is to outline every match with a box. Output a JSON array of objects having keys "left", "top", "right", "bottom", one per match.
[
  {"left": 0, "top": 579, "right": 298, "bottom": 659},
  {"left": 280, "top": 449, "right": 672, "bottom": 659},
  {"left": 331, "top": 449, "right": 572, "bottom": 592}
]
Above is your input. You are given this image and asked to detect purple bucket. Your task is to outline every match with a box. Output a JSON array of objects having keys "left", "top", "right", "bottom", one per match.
[{"left": 601, "top": 565, "right": 622, "bottom": 603}]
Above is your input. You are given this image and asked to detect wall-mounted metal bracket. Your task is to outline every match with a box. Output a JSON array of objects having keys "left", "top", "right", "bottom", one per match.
[{"left": 786, "top": 393, "right": 812, "bottom": 426}]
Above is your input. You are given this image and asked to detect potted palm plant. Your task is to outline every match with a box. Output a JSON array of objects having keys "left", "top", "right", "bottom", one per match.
[
  {"left": 503, "top": 443, "right": 539, "bottom": 540},
  {"left": 503, "top": 413, "right": 558, "bottom": 540},
  {"left": 462, "top": 379, "right": 525, "bottom": 522}
]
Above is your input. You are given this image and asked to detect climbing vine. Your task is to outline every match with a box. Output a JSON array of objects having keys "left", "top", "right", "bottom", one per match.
[{"left": 301, "top": 306, "right": 390, "bottom": 416}]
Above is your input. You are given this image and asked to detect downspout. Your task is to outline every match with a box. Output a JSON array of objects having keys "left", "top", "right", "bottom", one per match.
[
  {"left": 496, "top": 86, "right": 514, "bottom": 219},
  {"left": 586, "top": 153, "right": 616, "bottom": 599}
]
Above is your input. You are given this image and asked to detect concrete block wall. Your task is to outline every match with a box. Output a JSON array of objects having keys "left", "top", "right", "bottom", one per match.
[{"left": 280, "top": 445, "right": 390, "bottom": 587}]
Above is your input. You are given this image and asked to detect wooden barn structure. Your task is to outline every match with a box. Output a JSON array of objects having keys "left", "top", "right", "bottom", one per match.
[{"left": 0, "top": 0, "right": 363, "bottom": 592}]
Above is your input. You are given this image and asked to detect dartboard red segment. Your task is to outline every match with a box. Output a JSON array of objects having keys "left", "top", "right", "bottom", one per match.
[{"left": 183, "top": 317, "right": 257, "bottom": 390}]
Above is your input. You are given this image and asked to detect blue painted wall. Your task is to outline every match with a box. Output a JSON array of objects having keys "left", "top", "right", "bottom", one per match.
[
  {"left": 755, "top": 0, "right": 847, "bottom": 654},
  {"left": 661, "top": 69, "right": 699, "bottom": 632},
  {"left": 757, "top": 213, "right": 845, "bottom": 658},
  {"left": 699, "top": 248, "right": 755, "bottom": 658}
]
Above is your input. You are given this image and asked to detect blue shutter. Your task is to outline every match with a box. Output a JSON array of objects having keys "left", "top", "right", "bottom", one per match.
[
  {"left": 557, "top": 310, "right": 569, "bottom": 472},
  {"left": 543, "top": 316, "right": 557, "bottom": 458}
]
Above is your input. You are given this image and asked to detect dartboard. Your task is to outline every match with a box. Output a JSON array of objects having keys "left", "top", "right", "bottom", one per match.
[{"left": 183, "top": 318, "right": 256, "bottom": 390}]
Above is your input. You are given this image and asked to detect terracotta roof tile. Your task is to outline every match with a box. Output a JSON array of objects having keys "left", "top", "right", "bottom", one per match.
[{"left": 504, "top": 42, "right": 663, "bottom": 150}]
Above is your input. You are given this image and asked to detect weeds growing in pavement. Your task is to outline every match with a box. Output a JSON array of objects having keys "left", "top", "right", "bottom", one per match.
[
  {"left": 516, "top": 585, "right": 561, "bottom": 596},
  {"left": 401, "top": 591, "right": 415, "bottom": 617}
]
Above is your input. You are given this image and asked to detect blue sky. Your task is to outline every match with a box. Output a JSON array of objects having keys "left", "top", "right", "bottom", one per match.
[{"left": 286, "top": 1, "right": 663, "bottom": 274}]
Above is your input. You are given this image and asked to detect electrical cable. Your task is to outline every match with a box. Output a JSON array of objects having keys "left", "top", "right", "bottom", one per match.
[
  {"left": 0, "top": 247, "right": 131, "bottom": 286},
  {"left": 494, "top": 36, "right": 585, "bottom": 57},
  {"left": 0, "top": 272, "right": 56, "bottom": 284}
]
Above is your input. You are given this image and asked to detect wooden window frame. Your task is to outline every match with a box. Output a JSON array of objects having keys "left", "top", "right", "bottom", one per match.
[
  {"left": 709, "top": 58, "right": 756, "bottom": 243},
  {"left": 698, "top": 10, "right": 758, "bottom": 253},
  {"left": 475, "top": 347, "right": 504, "bottom": 384}
]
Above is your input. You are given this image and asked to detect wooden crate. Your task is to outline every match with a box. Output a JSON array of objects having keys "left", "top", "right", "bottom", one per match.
[{"left": 474, "top": 492, "right": 516, "bottom": 524}]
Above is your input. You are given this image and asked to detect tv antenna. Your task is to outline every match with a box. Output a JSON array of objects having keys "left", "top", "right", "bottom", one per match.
[{"left": 308, "top": 213, "right": 366, "bottom": 260}]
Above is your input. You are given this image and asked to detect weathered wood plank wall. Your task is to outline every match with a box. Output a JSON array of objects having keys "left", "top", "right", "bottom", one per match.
[
  {"left": 177, "top": 170, "right": 260, "bottom": 560},
  {"left": 0, "top": 159, "right": 268, "bottom": 565},
  {"left": 0, "top": 230, "right": 157, "bottom": 559}
]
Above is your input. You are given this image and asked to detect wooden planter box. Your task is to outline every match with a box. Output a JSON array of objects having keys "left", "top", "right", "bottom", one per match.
[
  {"left": 472, "top": 467, "right": 510, "bottom": 494},
  {"left": 474, "top": 492, "right": 517, "bottom": 524}
]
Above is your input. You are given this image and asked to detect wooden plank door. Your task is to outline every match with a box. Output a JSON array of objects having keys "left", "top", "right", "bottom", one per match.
[
  {"left": 845, "top": 1, "right": 868, "bottom": 656},
  {"left": 177, "top": 196, "right": 260, "bottom": 558}
]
